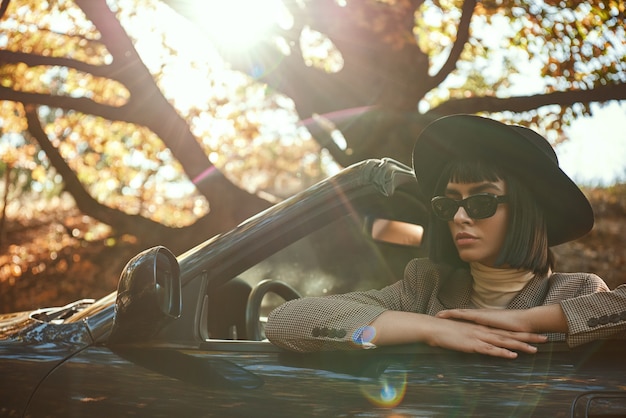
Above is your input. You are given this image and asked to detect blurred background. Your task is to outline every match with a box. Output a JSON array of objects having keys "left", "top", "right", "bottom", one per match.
[{"left": 1, "top": 0, "right": 625, "bottom": 313}]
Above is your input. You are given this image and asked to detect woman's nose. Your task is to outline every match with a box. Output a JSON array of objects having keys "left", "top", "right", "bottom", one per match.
[{"left": 453, "top": 205, "right": 472, "bottom": 223}]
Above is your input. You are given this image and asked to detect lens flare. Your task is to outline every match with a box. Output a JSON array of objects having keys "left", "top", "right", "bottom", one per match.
[
  {"left": 351, "top": 325, "right": 377, "bottom": 348},
  {"left": 359, "top": 370, "right": 408, "bottom": 408}
]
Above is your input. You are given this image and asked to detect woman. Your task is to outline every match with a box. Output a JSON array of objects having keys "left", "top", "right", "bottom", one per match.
[{"left": 265, "top": 114, "right": 611, "bottom": 359}]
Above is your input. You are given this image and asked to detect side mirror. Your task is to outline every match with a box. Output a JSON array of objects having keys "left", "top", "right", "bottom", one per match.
[{"left": 109, "top": 246, "right": 181, "bottom": 344}]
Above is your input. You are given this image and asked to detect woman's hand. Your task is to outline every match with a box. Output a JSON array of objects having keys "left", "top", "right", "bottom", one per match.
[{"left": 426, "top": 317, "right": 547, "bottom": 359}]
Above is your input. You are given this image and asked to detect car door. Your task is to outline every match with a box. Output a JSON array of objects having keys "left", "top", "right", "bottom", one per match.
[{"left": 24, "top": 334, "right": 626, "bottom": 417}]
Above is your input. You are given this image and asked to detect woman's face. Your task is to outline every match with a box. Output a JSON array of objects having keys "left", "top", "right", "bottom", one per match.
[{"left": 444, "top": 179, "right": 509, "bottom": 267}]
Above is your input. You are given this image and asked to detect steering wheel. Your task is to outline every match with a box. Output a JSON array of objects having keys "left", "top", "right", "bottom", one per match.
[{"left": 245, "top": 279, "right": 301, "bottom": 341}]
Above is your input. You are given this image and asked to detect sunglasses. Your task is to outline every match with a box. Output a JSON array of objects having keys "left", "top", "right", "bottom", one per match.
[{"left": 431, "top": 193, "right": 509, "bottom": 221}]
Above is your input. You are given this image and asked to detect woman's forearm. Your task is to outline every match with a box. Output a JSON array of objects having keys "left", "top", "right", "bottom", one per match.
[
  {"left": 436, "top": 304, "right": 569, "bottom": 334},
  {"left": 524, "top": 304, "right": 568, "bottom": 333},
  {"left": 369, "top": 311, "right": 437, "bottom": 346}
]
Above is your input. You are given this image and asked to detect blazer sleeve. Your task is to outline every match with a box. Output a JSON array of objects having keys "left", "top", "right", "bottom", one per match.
[
  {"left": 265, "top": 258, "right": 442, "bottom": 352},
  {"left": 561, "top": 283, "right": 626, "bottom": 347}
]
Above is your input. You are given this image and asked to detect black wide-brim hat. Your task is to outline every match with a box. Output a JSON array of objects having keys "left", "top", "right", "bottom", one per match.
[{"left": 412, "top": 114, "right": 594, "bottom": 246}]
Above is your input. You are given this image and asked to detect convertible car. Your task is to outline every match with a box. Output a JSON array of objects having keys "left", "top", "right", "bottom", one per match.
[{"left": 0, "top": 158, "right": 624, "bottom": 417}]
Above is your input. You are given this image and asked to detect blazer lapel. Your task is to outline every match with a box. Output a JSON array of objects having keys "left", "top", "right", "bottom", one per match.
[
  {"left": 437, "top": 268, "right": 474, "bottom": 309},
  {"left": 507, "top": 275, "right": 550, "bottom": 309}
]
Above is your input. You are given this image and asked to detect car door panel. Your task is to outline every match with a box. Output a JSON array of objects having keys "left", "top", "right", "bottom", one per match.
[{"left": 25, "top": 339, "right": 626, "bottom": 417}]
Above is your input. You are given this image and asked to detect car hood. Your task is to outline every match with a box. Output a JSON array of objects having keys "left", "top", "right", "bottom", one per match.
[
  {"left": 0, "top": 310, "right": 38, "bottom": 340},
  {"left": 0, "top": 298, "right": 97, "bottom": 341}
]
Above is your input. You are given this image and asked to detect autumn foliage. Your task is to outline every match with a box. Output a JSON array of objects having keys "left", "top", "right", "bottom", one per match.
[{"left": 1, "top": 0, "right": 625, "bottom": 312}]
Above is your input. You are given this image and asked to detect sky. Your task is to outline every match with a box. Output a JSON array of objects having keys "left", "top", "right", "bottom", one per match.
[
  {"left": 467, "top": 14, "right": 626, "bottom": 187},
  {"left": 557, "top": 102, "right": 626, "bottom": 187}
]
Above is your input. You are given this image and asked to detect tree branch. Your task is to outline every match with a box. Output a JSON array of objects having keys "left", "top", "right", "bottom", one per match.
[
  {"left": 0, "top": 49, "right": 116, "bottom": 80},
  {"left": 0, "top": 0, "right": 9, "bottom": 20},
  {"left": 24, "top": 104, "right": 238, "bottom": 254},
  {"left": 23, "top": 105, "right": 171, "bottom": 238},
  {"left": 430, "top": 0, "right": 477, "bottom": 88},
  {"left": 432, "top": 83, "right": 626, "bottom": 115}
]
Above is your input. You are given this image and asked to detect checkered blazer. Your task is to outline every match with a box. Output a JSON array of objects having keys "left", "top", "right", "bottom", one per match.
[{"left": 266, "top": 258, "right": 623, "bottom": 352}]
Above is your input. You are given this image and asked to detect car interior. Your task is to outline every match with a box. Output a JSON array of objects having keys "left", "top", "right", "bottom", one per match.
[{"left": 199, "top": 181, "right": 430, "bottom": 342}]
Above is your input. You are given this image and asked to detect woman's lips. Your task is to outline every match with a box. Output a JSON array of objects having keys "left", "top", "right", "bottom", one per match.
[{"left": 455, "top": 232, "right": 477, "bottom": 246}]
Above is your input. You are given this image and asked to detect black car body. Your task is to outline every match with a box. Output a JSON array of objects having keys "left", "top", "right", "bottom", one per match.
[{"left": 1, "top": 158, "right": 625, "bottom": 417}]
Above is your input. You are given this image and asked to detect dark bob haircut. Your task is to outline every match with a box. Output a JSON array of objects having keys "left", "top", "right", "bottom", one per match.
[{"left": 427, "top": 160, "right": 553, "bottom": 276}]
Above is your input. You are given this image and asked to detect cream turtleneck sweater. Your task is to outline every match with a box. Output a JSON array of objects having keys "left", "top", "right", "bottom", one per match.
[{"left": 469, "top": 262, "right": 538, "bottom": 309}]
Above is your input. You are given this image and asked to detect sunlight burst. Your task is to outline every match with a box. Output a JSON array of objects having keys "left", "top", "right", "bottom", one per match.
[{"left": 191, "top": 0, "right": 292, "bottom": 49}]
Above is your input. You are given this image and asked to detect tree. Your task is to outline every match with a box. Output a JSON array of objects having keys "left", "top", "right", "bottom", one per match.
[
  {"left": 1, "top": 0, "right": 312, "bottom": 255},
  {"left": 3, "top": 0, "right": 624, "bottom": 246},
  {"left": 0, "top": 0, "right": 330, "bottom": 310},
  {"left": 165, "top": 0, "right": 626, "bottom": 166},
  {"left": 0, "top": 0, "right": 625, "bottom": 311}
]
